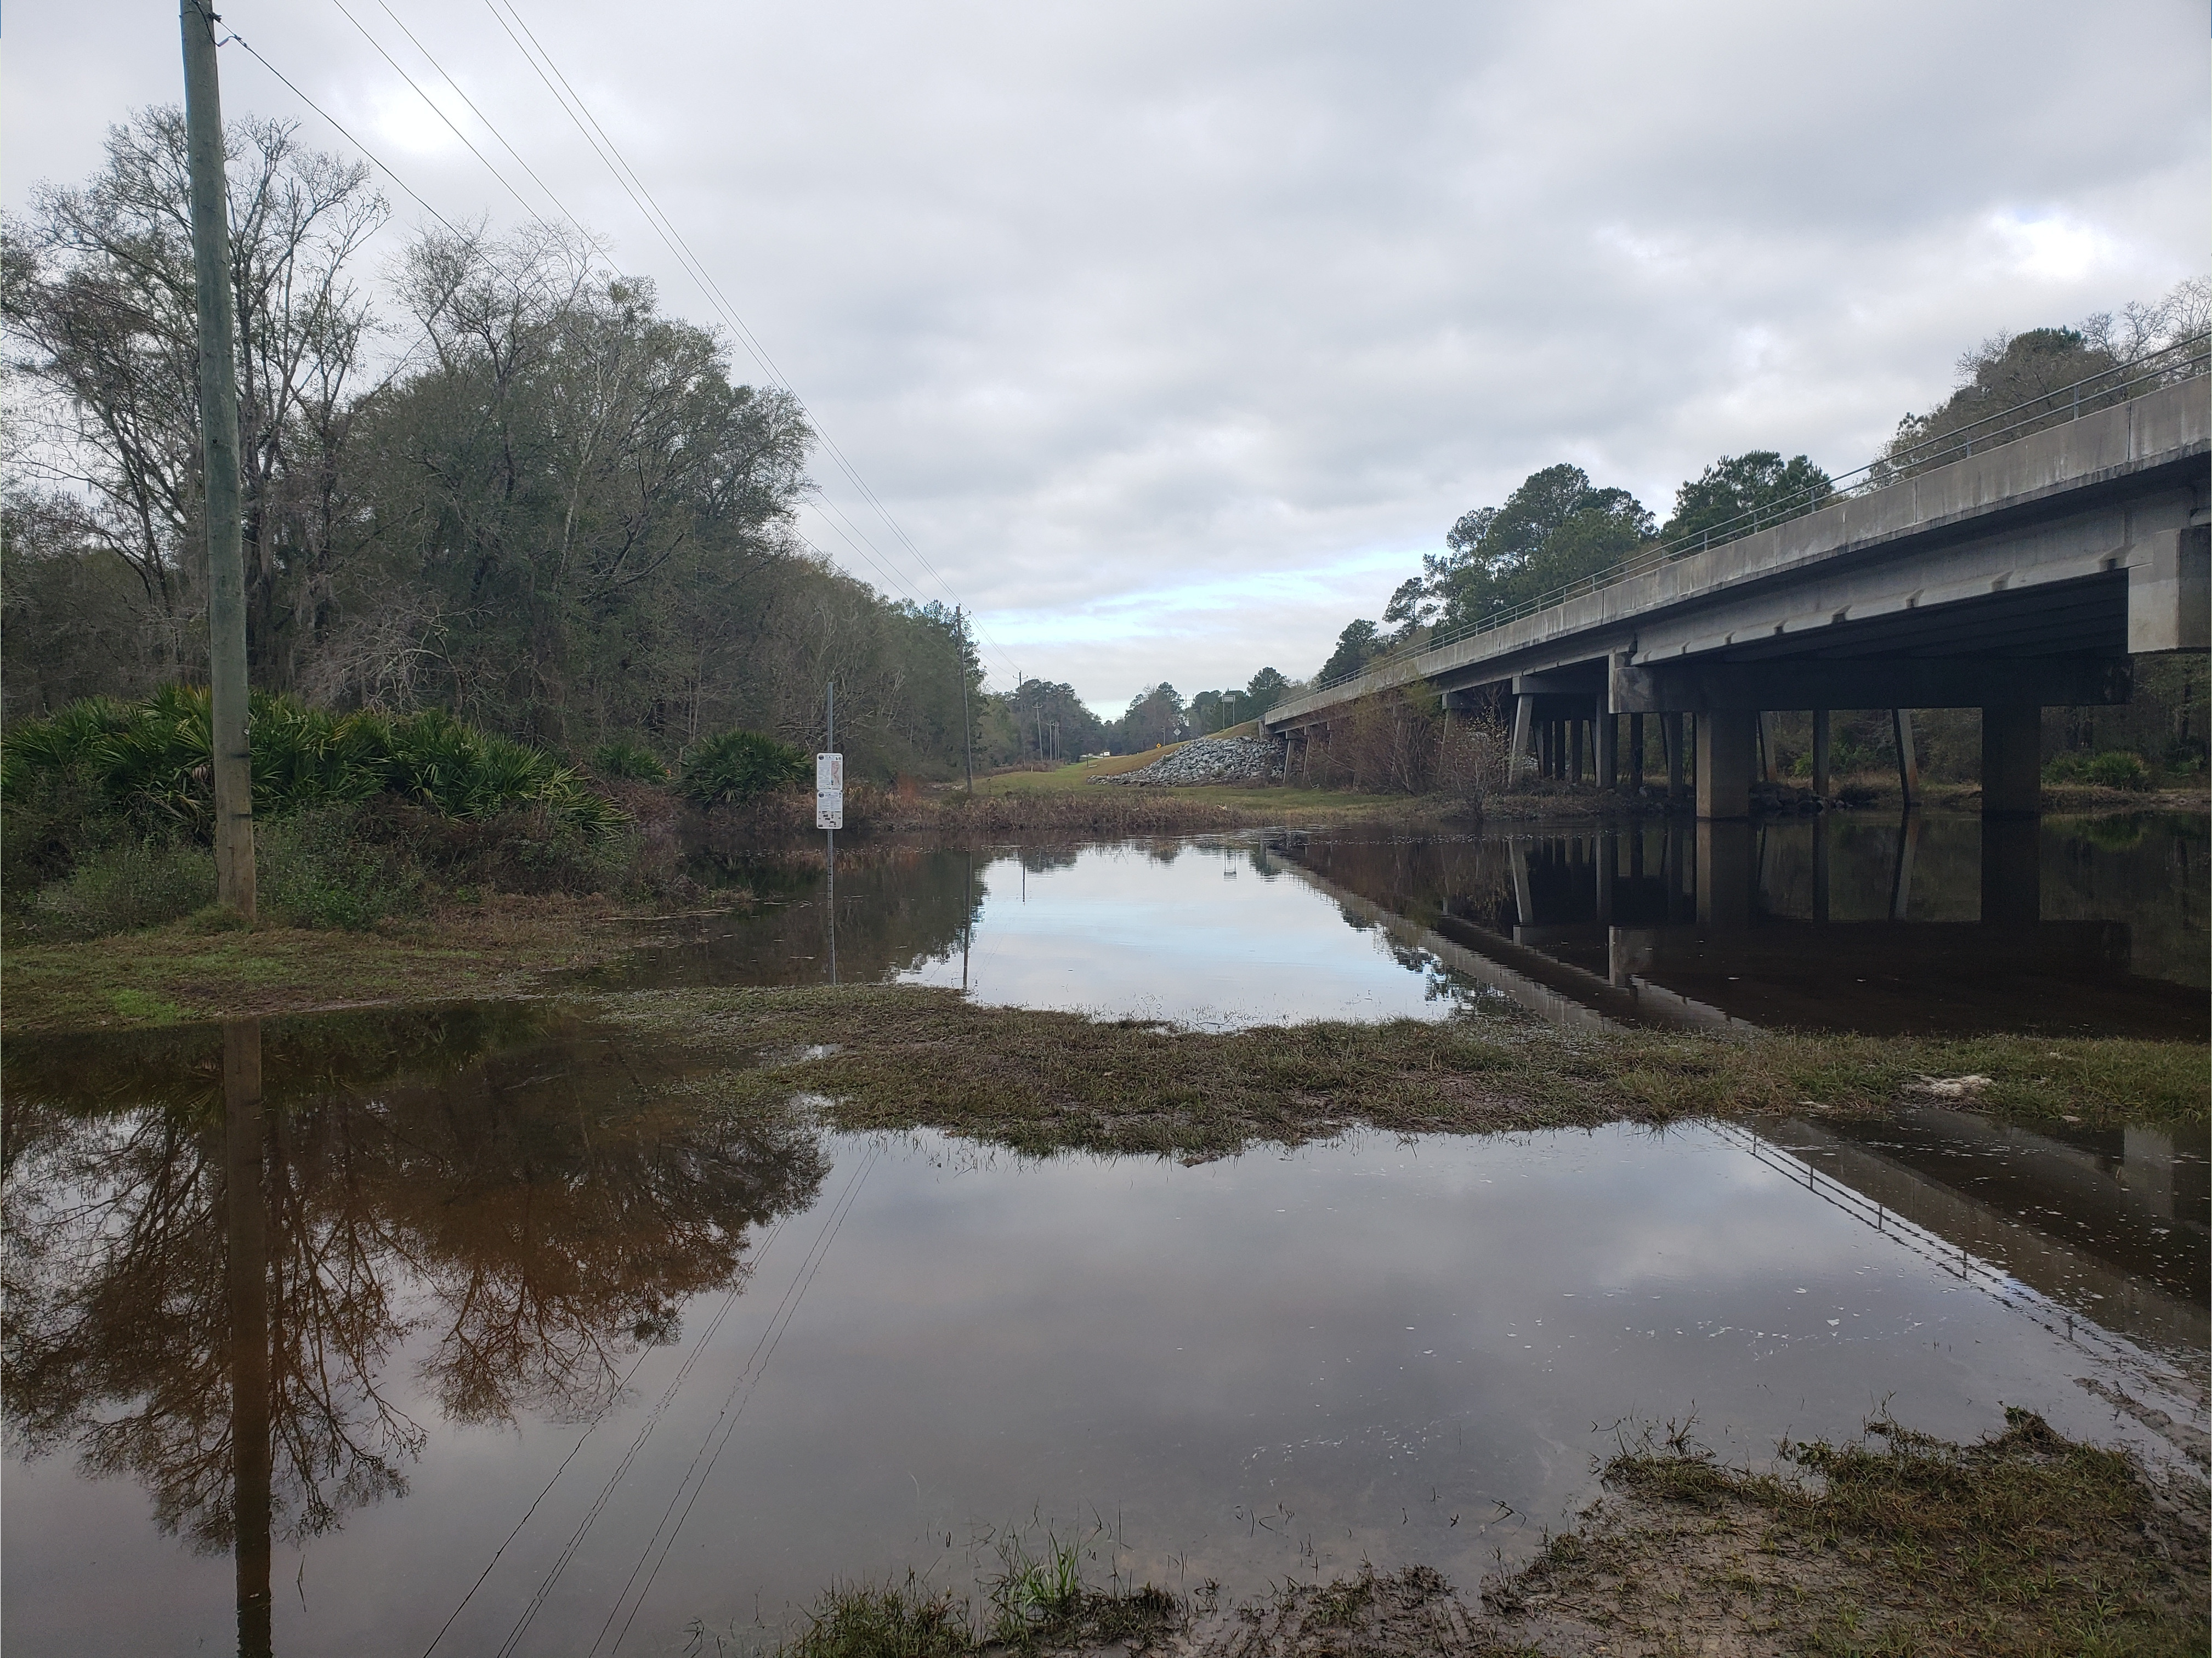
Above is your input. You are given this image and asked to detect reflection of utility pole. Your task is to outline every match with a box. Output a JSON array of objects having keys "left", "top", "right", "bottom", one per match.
[
  {"left": 223, "top": 1019, "right": 272, "bottom": 1658},
  {"left": 961, "top": 853, "right": 973, "bottom": 992},
  {"left": 182, "top": 0, "right": 255, "bottom": 920}
]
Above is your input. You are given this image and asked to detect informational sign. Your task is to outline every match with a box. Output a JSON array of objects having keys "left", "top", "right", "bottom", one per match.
[{"left": 815, "top": 753, "right": 844, "bottom": 830}]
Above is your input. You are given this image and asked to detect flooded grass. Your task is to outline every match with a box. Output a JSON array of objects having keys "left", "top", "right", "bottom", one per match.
[
  {"left": 606, "top": 984, "right": 2207, "bottom": 1157},
  {"left": 1487, "top": 1410, "right": 2210, "bottom": 1657}
]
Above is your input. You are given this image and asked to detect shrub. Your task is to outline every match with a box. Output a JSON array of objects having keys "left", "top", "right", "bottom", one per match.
[
  {"left": 259, "top": 804, "right": 428, "bottom": 930},
  {"left": 15, "top": 839, "right": 216, "bottom": 941},
  {"left": 591, "top": 739, "right": 669, "bottom": 782},
  {"left": 2085, "top": 749, "right": 2150, "bottom": 789},
  {"left": 2043, "top": 749, "right": 2151, "bottom": 790},
  {"left": 680, "top": 729, "right": 809, "bottom": 807}
]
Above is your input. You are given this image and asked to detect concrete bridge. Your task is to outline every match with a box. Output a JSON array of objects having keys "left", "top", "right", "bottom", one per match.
[{"left": 1261, "top": 374, "right": 2210, "bottom": 817}]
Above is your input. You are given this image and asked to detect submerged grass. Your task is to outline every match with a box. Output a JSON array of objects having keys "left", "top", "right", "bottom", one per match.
[
  {"left": 606, "top": 985, "right": 2207, "bottom": 1156},
  {"left": 1492, "top": 1410, "right": 2210, "bottom": 1657}
]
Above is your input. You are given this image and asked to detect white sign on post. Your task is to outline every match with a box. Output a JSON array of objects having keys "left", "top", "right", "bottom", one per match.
[{"left": 815, "top": 753, "right": 844, "bottom": 830}]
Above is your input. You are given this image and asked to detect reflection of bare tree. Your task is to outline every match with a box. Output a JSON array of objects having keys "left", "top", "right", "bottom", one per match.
[{"left": 1, "top": 1005, "right": 826, "bottom": 1565}]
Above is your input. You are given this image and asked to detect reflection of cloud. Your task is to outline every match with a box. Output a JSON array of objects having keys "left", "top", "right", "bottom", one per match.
[{"left": 903, "top": 842, "right": 1467, "bottom": 1028}]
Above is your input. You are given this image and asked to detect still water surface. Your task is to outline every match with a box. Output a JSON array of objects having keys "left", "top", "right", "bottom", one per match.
[
  {"left": 4, "top": 813, "right": 2205, "bottom": 1655},
  {"left": 602, "top": 811, "right": 2207, "bottom": 1036}
]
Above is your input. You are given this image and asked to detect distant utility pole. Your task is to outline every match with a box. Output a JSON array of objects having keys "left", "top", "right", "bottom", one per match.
[
  {"left": 956, "top": 604, "right": 974, "bottom": 793},
  {"left": 182, "top": 0, "right": 254, "bottom": 920}
]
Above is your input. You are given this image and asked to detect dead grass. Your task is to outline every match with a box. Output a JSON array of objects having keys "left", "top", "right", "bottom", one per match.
[
  {"left": 599, "top": 985, "right": 2207, "bottom": 1156},
  {"left": 1486, "top": 1410, "right": 2210, "bottom": 1657}
]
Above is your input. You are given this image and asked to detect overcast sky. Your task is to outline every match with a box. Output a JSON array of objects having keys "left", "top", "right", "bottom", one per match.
[{"left": 9, "top": 2, "right": 2205, "bottom": 713}]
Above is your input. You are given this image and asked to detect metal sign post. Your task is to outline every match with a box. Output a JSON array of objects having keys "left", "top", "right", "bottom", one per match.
[
  {"left": 817, "top": 752, "right": 842, "bottom": 983},
  {"left": 819, "top": 682, "right": 843, "bottom": 985}
]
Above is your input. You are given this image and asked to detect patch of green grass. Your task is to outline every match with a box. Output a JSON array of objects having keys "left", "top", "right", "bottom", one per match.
[
  {"left": 776, "top": 1534, "right": 1177, "bottom": 1658},
  {"left": 104, "top": 988, "right": 183, "bottom": 1025}
]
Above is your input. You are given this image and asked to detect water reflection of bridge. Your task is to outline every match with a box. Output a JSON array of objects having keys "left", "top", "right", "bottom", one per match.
[{"left": 1273, "top": 816, "right": 2205, "bottom": 1040}]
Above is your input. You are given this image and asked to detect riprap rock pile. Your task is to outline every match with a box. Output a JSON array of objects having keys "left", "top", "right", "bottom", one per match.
[{"left": 1094, "top": 735, "right": 1280, "bottom": 786}]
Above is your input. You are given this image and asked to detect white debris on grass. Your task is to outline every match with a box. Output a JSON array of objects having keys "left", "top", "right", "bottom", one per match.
[{"left": 1093, "top": 736, "right": 1282, "bottom": 786}]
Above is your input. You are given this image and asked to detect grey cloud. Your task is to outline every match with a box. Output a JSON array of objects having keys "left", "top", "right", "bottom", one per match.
[{"left": 7, "top": 0, "right": 2200, "bottom": 705}]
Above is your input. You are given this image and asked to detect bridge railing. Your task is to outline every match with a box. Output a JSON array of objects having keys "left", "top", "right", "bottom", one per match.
[{"left": 1290, "top": 332, "right": 2210, "bottom": 707}]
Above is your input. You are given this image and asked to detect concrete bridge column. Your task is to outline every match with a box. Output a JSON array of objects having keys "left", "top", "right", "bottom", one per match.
[
  {"left": 1981, "top": 704, "right": 2042, "bottom": 817},
  {"left": 1596, "top": 712, "right": 1617, "bottom": 792},
  {"left": 1627, "top": 714, "right": 1645, "bottom": 794},
  {"left": 1570, "top": 719, "right": 1585, "bottom": 783},
  {"left": 1694, "top": 708, "right": 1756, "bottom": 820},
  {"left": 1508, "top": 695, "right": 1533, "bottom": 789},
  {"left": 1662, "top": 713, "right": 1686, "bottom": 801}
]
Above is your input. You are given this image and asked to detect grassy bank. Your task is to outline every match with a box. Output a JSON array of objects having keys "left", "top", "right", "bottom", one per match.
[
  {"left": 604, "top": 985, "right": 2205, "bottom": 1153},
  {"left": 761, "top": 1413, "right": 2205, "bottom": 1658}
]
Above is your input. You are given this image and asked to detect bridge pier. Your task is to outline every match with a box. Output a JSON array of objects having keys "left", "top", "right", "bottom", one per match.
[
  {"left": 1508, "top": 695, "right": 1533, "bottom": 788},
  {"left": 1981, "top": 704, "right": 2041, "bottom": 817},
  {"left": 1627, "top": 714, "right": 1645, "bottom": 794},
  {"left": 1695, "top": 708, "right": 1756, "bottom": 820},
  {"left": 1596, "top": 713, "right": 1617, "bottom": 792}
]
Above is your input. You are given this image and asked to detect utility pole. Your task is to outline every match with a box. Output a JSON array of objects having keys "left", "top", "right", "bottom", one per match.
[
  {"left": 956, "top": 604, "right": 974, "bottom": 794},
  {"left": 182, "top": 0, "right": 254, "bottom": 919}
]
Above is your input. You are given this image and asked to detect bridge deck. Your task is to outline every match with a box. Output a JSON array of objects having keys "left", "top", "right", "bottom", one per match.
[{"left": 1264, "top": 376, "right": 2209, "bottom": 734}]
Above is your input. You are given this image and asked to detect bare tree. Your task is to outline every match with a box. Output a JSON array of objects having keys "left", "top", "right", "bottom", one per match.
[{"left": 3, "top": 110, "right": 386, "bottom": 685}]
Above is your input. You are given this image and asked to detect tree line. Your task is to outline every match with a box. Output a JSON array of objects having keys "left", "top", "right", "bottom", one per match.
[{"left": 3, "top": 111, "right": 1005, "bottom": 785}]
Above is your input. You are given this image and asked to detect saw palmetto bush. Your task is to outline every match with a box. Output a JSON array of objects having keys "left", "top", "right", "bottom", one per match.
[
  {"left": 2, "top": 689, "right": 637, "bottom": 937},
  {"left": 2, "top": 687, "right": 629, "bottom": 838},
  {"left": 679, "top": 729, "right": 809, "bottom": 808}
]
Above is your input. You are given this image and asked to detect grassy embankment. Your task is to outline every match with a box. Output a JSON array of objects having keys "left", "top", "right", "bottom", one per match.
[
  {"left": 946, "top": 734, "right": 1427, "bottom": 824},
  {"left": 765, "top": 1412, "right": 2206, "bottom": 1658}
]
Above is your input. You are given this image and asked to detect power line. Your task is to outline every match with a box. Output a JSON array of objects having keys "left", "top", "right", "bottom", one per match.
[
  {"left": 327, "top": 0, "right": 546, "bottom": 228},
  {"left": 468, "top": 0, "right": 1025, "bottom": 682}
]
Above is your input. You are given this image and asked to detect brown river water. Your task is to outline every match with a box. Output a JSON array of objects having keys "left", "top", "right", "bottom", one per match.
[{"left": 4, "top": 812, "right": 2204, "bottom": 1655}]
